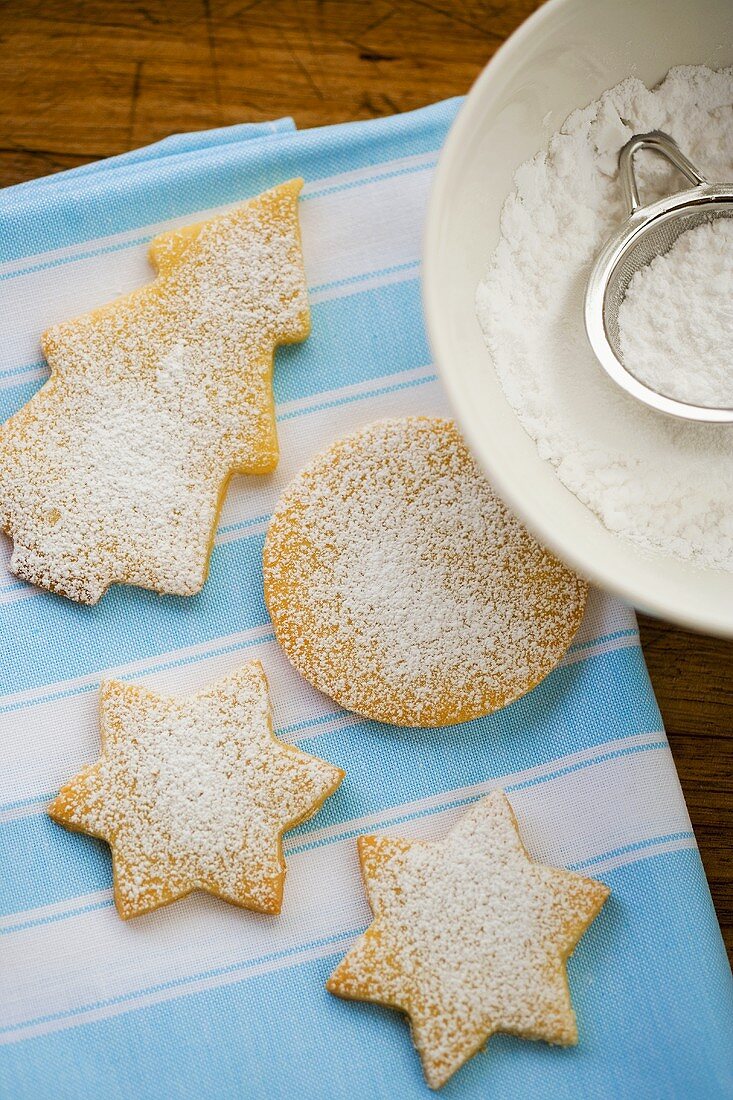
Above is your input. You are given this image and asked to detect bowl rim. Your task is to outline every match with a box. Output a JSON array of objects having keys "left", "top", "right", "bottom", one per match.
[{"left": 422, "top": 0, "right": 733, "bottom": 637}]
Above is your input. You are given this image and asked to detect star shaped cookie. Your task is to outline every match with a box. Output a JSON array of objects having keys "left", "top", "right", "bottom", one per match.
[
  {"left": 49, "top": 661, "right": 344, "bottom": 919},
  {"left": 327, "top": 790, "right": 609, "bottom": 1089},
  {"left": 0, "top": 179, "right": 309, "bottom": 603}
]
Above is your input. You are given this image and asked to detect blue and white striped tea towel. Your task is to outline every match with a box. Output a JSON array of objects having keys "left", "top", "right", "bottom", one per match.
[{"left": 0, "top": 103, "right": 731, "bottom": 1100}]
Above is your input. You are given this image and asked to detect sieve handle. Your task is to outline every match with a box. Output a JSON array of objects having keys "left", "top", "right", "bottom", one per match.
[{"left": 618, "top": 131, "right": 708, "bottom": 214}]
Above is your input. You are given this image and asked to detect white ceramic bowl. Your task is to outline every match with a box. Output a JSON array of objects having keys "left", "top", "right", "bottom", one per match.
[{"left": 424, "top": 0, "right": 733, "bottom": 636}]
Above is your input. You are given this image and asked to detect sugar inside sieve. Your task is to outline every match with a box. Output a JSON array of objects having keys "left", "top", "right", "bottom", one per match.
[{"left": 584, "top": 131, "right": 733, "bottom": 423}]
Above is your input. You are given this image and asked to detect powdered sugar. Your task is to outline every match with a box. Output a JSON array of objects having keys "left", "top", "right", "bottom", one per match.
[
  {"left": 0, "top": 179, "right": 309, "bottom": 603},
  {"left": 48, "top": 662, "right": 343, "bottom": 918},
  {"left": 327, "top": 791, "right": 609, "bottom": 1089},
  {"left": 618, "top": 218, "right": 733, "bottom": 407},
  {"left": 476, "top": 66, "right": 733, "bottom": 571},
  {"left": 264, "top": 418, "right": 586, "bottom": 727}
]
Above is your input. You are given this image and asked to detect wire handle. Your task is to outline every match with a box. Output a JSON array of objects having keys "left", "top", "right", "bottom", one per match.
[{"left": 618, "top": 130, "right": 708, "bottom": 214}]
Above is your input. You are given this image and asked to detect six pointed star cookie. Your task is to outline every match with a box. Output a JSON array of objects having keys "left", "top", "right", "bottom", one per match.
[
  {"left": 327, "top": 790, "right": 609, "bottom": 1089},
  {"left": 48, "top": 660, "right": 344, "bottom": 919},
  {"left": 0, "top": 179, "right": 309, "bottom": 603}
]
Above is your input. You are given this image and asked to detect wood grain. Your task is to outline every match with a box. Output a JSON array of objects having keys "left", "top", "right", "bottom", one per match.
[{"left": 0, "top": 0, "right": 731, "bottom": 960}]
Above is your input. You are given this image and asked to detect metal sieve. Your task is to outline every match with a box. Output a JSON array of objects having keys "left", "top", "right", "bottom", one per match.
[{"left": 584, "top": 130, "right": 733, "bottom": 423}]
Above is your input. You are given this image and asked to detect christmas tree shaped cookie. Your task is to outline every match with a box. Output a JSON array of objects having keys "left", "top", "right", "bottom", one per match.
[
  {"left": 0, "top": 179, "right": 309, "bottom": 603},
  {"left": 327, "top": 791, "right": 609, "bottom": 1089},
  {"left": 49, "top": 660, "right": 344, "bottom": 919}
]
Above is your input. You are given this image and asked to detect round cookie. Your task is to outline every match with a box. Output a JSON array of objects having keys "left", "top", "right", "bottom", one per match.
[{"left": 263, "top": 417, "right": 587, "bottom": 727}]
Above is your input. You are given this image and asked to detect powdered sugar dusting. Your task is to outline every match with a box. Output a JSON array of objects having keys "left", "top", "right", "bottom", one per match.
[
  {"left": 327, "top": 791, "right": 609, "bottom": 1089},
  {"left": 476, "top": 65, "right": 733, "bottom": 570},
  {"left": 264, "top": 418, "right": 587, "bottom": 727},
  {"left": 48, "top": 661, "right": 344, "bottom": 918},
  {"left": 0, "top": 179, "right": 310, "bottom": 603}
]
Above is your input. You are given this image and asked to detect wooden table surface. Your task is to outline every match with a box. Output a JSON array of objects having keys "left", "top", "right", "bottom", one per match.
[{"left": 1, "top": 0, "right": 731, "bottom": 960}]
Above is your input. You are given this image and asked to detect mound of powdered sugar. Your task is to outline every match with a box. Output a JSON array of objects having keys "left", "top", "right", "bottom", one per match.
[
  {"left": 476, "top": 65, "right": 733, "bottom": 571},
  {"left": 618, "top": 218, "right": 733, "bottom": 407}
]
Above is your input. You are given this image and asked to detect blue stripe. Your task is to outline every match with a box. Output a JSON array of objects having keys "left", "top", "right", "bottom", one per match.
[
  {"left": 0, "top": 649, "right": 662, "bottom": 918},
  {"left": 304, "top": 160, "right": 437, "bottom": 201},
  {"left": 1, "top": 897, "right": 114, "bottom": 936},
  {"left": 0, "top": 791, "right": 58, "bottom": 814},
  {"left": 0, "top": 235, "right": 154, "bottom": 283},
  {"left": 216, "top": 513, "right": 271, "bottom": 535},
  {"left": 276, "top": 371, "right": 437, "bottom": 422},
  {"left": 309, "top": 259, "right": 420, "bottom": 294},
  {"left": 0, "top": 359, "right": 45, "bottom": 380},
  {"left": 0, "top": 377, "right": 46, "bottom": 421},
  {"left": 0, "top": 579, "right": 26, "bottom": 596},
  {"left": 568, "top": 831, "right": 695, "bottom": 871},
  {"left": 1, "top": 850, "right": 731, "bottom": 1099},
  {"left": 0, "top": 100, "right": 461, "bottom": 264},
  {"left": 504, "top": 741, "right": 666, "bottom": 793},
  {"left": 566, "top": 626, "right": 638, "bottom": 652},
  {"left": 0, "top": 628, "right": 276, "bottom": 717}
]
